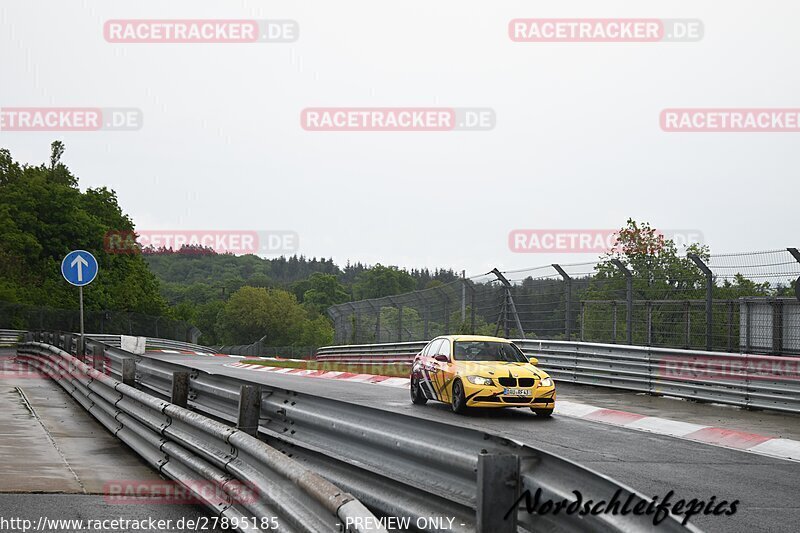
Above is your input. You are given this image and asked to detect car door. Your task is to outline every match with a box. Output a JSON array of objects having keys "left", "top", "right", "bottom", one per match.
[
  {"left": 418, "top": 339, "right": 443, "bottom": 400},
  {"left": 435, "top": 338, "right": 456, "bottom": 403}
]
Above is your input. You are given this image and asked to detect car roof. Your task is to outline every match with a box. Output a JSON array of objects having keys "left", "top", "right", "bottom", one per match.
[{"left": 433, "top": 335, "right": 513, "bottom": 343}]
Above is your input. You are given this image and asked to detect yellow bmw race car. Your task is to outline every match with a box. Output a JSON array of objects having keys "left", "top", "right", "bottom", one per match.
[{"left": 410, "top": 335, "right": 556, "bottom": 416}]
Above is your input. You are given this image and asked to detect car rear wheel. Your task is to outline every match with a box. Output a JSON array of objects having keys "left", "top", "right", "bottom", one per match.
[
  {"left": 410, "top": 377, "right": 428, "bottom": 405},
  {"left": 451, "top": 379, "right": 467, "bottom": 414},
  {"left": 530, "top": 407, "right": 553, "bottom": 418}
]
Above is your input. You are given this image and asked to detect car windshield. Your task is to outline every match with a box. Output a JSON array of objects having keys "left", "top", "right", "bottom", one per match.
[{"left": 453, "top": 341, "right": 528, "bottom": 363}]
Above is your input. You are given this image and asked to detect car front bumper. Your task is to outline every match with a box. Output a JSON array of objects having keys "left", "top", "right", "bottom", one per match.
[{"left": 463, "top": 382, "right": 556, "bottom": 408}]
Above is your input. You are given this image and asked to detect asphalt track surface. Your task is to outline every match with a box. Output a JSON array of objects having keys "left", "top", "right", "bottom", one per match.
[{"left": 150, "top": 353, "right": 800, "bottom": 533}]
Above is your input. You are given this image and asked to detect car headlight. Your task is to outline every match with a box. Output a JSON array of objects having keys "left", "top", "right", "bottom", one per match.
[
  {"left": 466, "top": 375, "right": 493, "bottom": 386},
  {"left": 540, "top": 377, "right": 553, "bottom": 387}
]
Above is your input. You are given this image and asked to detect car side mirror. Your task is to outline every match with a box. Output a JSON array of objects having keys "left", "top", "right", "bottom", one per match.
[
  {"left": 527, "top": 357, "right": 539, "bottom": 365},
  {"left": 434, "top": 354, "right": 450, "bottom": 363}
]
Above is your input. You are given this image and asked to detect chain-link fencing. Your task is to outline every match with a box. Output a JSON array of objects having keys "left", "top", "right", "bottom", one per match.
[
  {"left": 0, "top": 301, "right": 200, "bottom": 342},
  {"left": 329, "top": 248, "right": 800, "bottom": 355}
]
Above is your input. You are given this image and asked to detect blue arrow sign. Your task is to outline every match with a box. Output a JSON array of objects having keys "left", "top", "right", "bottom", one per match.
[{"left": 61, "top": 250, "right": 98, "bottom": 287}]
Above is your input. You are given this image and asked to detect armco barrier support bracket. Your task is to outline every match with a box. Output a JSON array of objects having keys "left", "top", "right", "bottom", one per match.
[
  {"left": 171, "top": 372, "right": 189, "bottom": 408},
  {"left": 477, "top": 452, "right": 519, "bottom": 533},
  {"left": 121, "top": 358, "right": 136, "bottom": 386},
  {"left": 91, "top": 345, "right": 103, "bottom": 371},
  {"left": 237, "top": 384, "right": 262, "bottom": 436}
]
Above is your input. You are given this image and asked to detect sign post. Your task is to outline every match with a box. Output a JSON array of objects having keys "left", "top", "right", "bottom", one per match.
[{"left": 61, "top": 250, "right": 99, "bottom": 355}]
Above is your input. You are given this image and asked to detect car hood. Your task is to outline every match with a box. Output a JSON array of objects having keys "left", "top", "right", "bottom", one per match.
[{"left": 454, "top": 361, "right": 548, "bottom": 379}]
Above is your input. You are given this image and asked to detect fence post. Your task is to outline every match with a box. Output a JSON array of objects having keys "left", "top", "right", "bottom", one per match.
[
  {"left": 461, "top": 270, "right": 467, "bottom": 324},
  {"left": 440, "top": 288, "right": 450, "bottom": 335},
  {"left": 612, "top": 301, "right": 617, "bottom": 343},
  {"left": 397, "top": 304, "right": 403, "bottom": 342},
  {"left": 171, "top": 372, "right": 189, "bottom": 408},
  {"left": 375, "top": 307, "right": 381, "bottom": 343},
  {"left": 491, "top": 269, "right": 525, "bottom": 339},
  {"left": 646, "top": 301, "right": 653, "bottom": 346},
  {"left": 237, "top": 385, "right": 262, "bottom": 436},
  {"left": 354, "top": 308, "right": 361, "bottom": 344},
  {"left": 772, "top": 298, "right": 784, "bottom": 355},
  {"left": 684, "top": 301, "right": 691, "bottom": 350},
  {"left": 552, "top": 264, "right": 572, "bottom": 341},
  {"left": 610, "top": 259, "right": 633, "bottom": 345},
  {"left": 476, "top": 453, "right": 519, "bottom": 533},
  {"left": 580, "top": 301, "right": 585, "bottom": 341},
  {"left": 688, "top": 254, "right": 714, "bottom": 351},
  {"left": 745, "top": 300, "right": 751, "bottom": 353},
  {"left": 727, "top": 301, "right": 734, "bottom": 352},
  {"left": 470, "top": 285, "right": 476, "bottom": 334}
]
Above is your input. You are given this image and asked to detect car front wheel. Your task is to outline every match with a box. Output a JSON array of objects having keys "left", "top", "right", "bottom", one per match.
[
  {"left": 410, "top": 377, "right": 428, "bottom": 405},
  {"left": 451, "top": 379, "right": 467, "bottom": 414}
]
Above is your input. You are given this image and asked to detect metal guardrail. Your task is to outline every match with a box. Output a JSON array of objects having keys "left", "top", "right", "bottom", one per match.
[
  {"left": 316, "top": 339, "right": 800, "bottom": 414},
  {"left": 16, "top": 331, "right": 701, "bottom": 533},
  {"left": 7, "top": 330, "right": 212, "bottom": 353},
  {"left": 17, "top": 337, "right": 381, "bottom": 533},
  {"left": 315, "top": 341, "right": 426, "bottom": 363},
  {"left": 516, "top": 339, "right": 800, "bottom": 414},
  {"left": 0, "top": 328, "right": 25, "bottom": 347}
]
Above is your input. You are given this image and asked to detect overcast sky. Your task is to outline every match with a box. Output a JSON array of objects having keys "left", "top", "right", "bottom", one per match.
[{"left": 1, "top": 1, "right": 798, "bottom": 277}]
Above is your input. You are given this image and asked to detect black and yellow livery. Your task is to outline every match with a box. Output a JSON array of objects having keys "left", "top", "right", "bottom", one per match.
[{"left": 410, "top": 335, "right": 556, "bottom": 416}]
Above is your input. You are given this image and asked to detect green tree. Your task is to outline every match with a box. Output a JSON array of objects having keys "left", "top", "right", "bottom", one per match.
[
  {"left": 352, "top": 264, "right": 416, "bottom": 300},
  {"left": 297, "top": 273, "right": 349, "bottom": 314},
  {"left": 0, "top": 143, "right": 167, "bottom": 314},
  {"left": 217, "top": 286, "right": 332, "bottom": 346}
]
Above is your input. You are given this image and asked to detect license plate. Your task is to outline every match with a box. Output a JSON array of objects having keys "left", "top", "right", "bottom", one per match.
[{"left": 503, "top": 388, "right": 531, "bottom": 396}]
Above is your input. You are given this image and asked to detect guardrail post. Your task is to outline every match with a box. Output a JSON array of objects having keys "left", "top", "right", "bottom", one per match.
[
  {"left": 171, "top": 372, "right": 190, "bottom": 408},
  {"left": 237, "top": 385, "right": 262, "bottom": 436},
  {"left": 552, "top": 264, "right": 572, "bottom": 340},
  {"left": 91, "top": 345, "right": 104, "bottom": 371},
  {"left": 477, "top": 452, "right": 519, "bottom": 533},
  {"left": 688, "top": 254, "right": 714, "bottom": 351},
  {"left": 610, "top": 259, "right": 633, "bottom": 345},
  {"left": 121, "top": 357, "right": 136, "bottom": 386}
]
